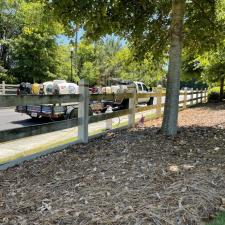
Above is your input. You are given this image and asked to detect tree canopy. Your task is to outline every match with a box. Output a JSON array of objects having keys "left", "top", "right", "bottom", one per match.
[
  {"left": 47, "top": 0, "right": 223, "bottom": 135},
  {"left": 0, "top": 0, "right": 64, "bottom": 82},
  {"left": 198, "top": 40, "right": 225, "bottom": 99},
  {"left": 75, "top": 38, "right": 164, "bottom": 86},
  {"left": 47, "top": 0, "right": 221, "bottom": 58},
  {"left": 0, "top": 0, "right": 224, "bottom": 136},
  {"left": 0, "top": 0, "right": 165, "bottom": 85}
]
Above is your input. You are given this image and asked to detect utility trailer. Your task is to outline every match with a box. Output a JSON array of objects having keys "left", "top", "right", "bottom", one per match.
[
  {"left": 15, "top": 79, "right": 154, "bottom": 120},
  {"left": 15, "top": 103, "right": 95, "bottom": 120}
]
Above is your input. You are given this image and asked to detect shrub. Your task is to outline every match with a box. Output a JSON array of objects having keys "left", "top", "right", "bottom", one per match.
[
  {"left": 208, "top": 92, "right": 220, "bottom": 102},
  {"left": 208, "top": 92, "right": 225, "bottom": 102},
  {"left": 208, "top": 86, "right": 225, "bottom": 102}
]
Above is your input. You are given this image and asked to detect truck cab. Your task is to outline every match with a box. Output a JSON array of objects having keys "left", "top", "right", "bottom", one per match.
[
  {"left": 133, "top": 81, "right": 153, "bottom": 105},
  {"left": 101, "top": 80, "right": 154, "bottom": 112}
]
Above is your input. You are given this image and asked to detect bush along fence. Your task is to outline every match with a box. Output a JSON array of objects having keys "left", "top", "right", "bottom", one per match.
[
  {"left": 0, "top": 79, "right": 207, "bottom": 145},
  {"left": 0, "top": 81, "right": 19, "bottom": 95}
]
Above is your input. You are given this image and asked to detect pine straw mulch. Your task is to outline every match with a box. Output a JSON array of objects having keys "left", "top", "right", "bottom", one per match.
[{"left": 1, "top": 103, "right": 225, "bottom": 225}]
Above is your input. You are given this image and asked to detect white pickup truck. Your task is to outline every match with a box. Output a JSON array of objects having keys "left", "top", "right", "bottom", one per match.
[
  {"left": 99, "top": 81, "right": 154, "bottom": 112},
  {"left": 134, "top": 81, "right": 153, "bottom": 104}
]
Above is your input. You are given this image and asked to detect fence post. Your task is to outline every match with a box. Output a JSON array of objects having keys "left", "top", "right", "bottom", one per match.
[
  {"left": 156, "top": 85, "right": 162, "bottom": 117},
  {"left": 128, "top": 84, "right": 136, "bottom": 128},
  {"left": 196, "top": 88, "right": 199, "bottom": 104},
  {"left": 183, "top": 87, "right": 187, "bottom": 109},
  {"left": 2, "top": 81, "right": 5, "bottom": 95},
  {"left": 78, "top": 79, "right": 89, "bottom": 143},
  {"left": 190, "top": 88, "right": 194, "bottom": 106},
  {"left": 106, "top": 119, "right": 112, "bottom": 130},
  {"left": 200, "top": 89, "right": 203, "bottom": 103},
  {"left": 204, "top": 88, "right": 207, "bottom": 102},
  {"left": 106, "top": 106, "right": 113, "bottom": 130}
]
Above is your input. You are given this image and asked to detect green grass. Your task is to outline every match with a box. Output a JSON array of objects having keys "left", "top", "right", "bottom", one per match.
[
  {"left": 89, "top": 127, "right": 106, "bottom": 136},
  {"left": 207, "top": 212, "right": 225, "bottom": 225},
  {"left": 112, "top": 120, "right": 128, "bottom": 128}
]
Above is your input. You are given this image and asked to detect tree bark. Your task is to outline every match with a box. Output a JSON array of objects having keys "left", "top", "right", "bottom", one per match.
[
  {"left": 161, "top": 0, "right": 185, "bottom": 136},
  {"left": 220, "top": 77, "right": 224, "bottom": 101}
]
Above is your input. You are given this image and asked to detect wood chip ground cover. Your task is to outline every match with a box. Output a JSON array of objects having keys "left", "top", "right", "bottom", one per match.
[{"left": 0, "top": 103, "right": 225, "bottom": 225}]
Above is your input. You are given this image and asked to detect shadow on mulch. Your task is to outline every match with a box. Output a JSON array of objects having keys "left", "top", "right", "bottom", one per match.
[{"left": 0, "top": 124, "right": 225, "bottom": 225}]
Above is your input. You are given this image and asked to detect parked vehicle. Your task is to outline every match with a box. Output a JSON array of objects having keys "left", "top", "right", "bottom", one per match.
[
  {"left": 15, "top": 103, "right": 95, "bottom": 120},
  {"left": 16, "top": 80, "right": 83, "bottom": 120},
  {"left": 134, "top": 81, "right": 153, "bottom": 105},
  {"left": 15, "top": 79, "right": 154, "bottom": 120},
  {"left": 99, "top": 80, "right": 154, "bottom": 112}
]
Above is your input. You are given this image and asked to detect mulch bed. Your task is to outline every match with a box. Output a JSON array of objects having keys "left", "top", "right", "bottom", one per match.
[{"left": 1, "top": 103, "right": 225, "bottom": 225}]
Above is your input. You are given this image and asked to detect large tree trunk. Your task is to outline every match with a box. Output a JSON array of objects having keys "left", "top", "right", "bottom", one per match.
[
  {"left": 161, "top": 0, "right": 185, "bottom": 136},
  {"left": 220, "top": 77, "right": 224, "bottom": 101}
]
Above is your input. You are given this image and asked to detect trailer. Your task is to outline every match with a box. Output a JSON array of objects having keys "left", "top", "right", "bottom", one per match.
[
  {"left": 15, "top": 103, "right": 82, "bottom": 120},
  {"left": 15, "top": 80, "right": 154, "bottom": 120}
]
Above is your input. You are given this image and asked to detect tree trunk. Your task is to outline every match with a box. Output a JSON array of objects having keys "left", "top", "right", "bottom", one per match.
[
  {"left": 220, "top": 77, "right": 224, "bottom": 101},
  {"left": 161, "top": 0, "right": 185, "bottom": 136}
]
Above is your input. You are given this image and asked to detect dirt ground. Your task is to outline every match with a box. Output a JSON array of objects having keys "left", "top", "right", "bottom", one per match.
[{"left": 1, "top": 103, "right": 225, "bottom": 225}]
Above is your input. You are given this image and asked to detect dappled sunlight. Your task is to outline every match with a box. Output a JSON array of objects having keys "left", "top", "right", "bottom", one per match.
[{"left": 169, "top": 165, "right": 179, "bottom": 172}]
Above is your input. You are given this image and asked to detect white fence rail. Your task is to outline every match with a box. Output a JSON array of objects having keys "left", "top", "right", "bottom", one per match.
[{"left": 0, "top": 81, "right": 19, "bottom": 95}]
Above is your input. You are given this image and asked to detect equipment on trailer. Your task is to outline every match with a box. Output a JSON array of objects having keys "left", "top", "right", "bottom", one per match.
[{"left": 15, "top": 79, "right": 154, "bottom": 120}]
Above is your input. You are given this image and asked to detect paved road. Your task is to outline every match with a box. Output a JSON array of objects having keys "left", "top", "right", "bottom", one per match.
[{"left": 0, "top": 108, "right": 49, "bottom": 131}]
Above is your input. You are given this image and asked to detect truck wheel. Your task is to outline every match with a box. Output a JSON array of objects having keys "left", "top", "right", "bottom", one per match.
[
  {"left": 69, "top": 108, "right": 78, "bottom": 119},
  {"left": 147, "top": 97, "right": 154, "bottom": 105},
  {"left": 120, "top": 99, "right": 129, "bottom": 109},
  {"left": 68, "top": 107, "right": 93, "bottom": 119}
]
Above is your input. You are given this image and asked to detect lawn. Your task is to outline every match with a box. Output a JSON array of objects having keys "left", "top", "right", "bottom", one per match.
[{"left": 207, "top": 213, "right": 225, "bottom": 225}]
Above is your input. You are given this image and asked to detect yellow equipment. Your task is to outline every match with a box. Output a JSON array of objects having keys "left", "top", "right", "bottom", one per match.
[{"left": 32, "top": 83, "right": 40, "bottom": 95}]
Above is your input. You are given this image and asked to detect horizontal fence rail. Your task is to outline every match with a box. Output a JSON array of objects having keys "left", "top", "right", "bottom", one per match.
[
  {"left": 0, "top": 81, "right": 19, "bottom": 95},
  {"left": 0, "top": 94, "right": 80, "bottom": 107},
  {"left": 136, "top": 93, "right": 164, "bottom": 98},
  {"left": 0, "top": 118, "right": 79, "bottom": 142},
  {"left": 0, "top": 80, "right": 208, "bottom": 143},
  {"left": 90, "top": 93, "right": 133, "bottom": 101},
  {"left": 89, "top": 109, "right": 131, "bottom": 124},
  {"left": 136, "top": 105, "right": 157, "bottom": 113}
]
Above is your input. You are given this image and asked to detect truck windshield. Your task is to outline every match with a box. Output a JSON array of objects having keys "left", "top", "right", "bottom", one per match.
[
  {"left": 143, "top": 84, "right": 148, "bottom": 92},
  {"left": 137, "top": 84, "right": 142, "bottom": 91}
]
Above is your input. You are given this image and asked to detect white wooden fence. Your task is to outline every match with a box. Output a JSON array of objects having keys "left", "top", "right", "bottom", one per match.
[
  {"left": 0, "top": 81, "right": 19, "bottom": 95},
  {"left": 0, "top": 79, "right": 207, "bottom": 143}
]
